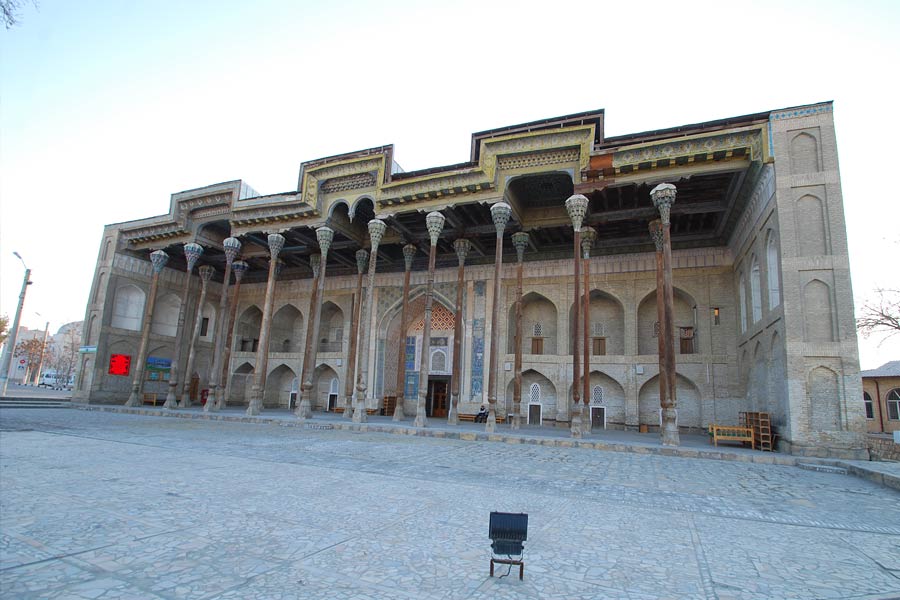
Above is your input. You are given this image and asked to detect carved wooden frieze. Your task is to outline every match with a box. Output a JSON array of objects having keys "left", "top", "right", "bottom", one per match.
[{"left": 613, "top": 128, "right": 764, "bottom": 168}]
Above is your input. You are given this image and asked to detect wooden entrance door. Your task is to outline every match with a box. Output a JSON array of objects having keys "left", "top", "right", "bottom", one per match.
[
  {"left": 189, "top": 374, "right": 200, "bottom": 402},
  {"left": 429, "top": 380, "right": 449, "bottom": 417},
  {"left": 591, "top": 406, "right": 606, "bottom": 429}
]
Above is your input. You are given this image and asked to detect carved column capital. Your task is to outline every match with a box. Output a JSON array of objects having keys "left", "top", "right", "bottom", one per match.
[
  {"left": 650, "top": 183, "right": 677, "bottom": 226},
  {"left": 511, "top": 232, "right": 529, "bottom": 263}
]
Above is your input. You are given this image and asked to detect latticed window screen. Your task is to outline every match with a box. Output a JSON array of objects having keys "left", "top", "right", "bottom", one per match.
[
  {"left": 532, "top": 322, "right": 543, "bottom": 337},
  {"left": 592, "top": 322, "right": 604, "bottom": 336},
  {"left": 430, "top": 350, "right": 447, "bottom": 372},
  {"left": 529, "top": 383, "right": 541, "bottom": 403},
  {"left": 412, "top": 304, "right": 456, "bottom": 331},
  {"left": 329, "top": 378, "right": 339, "bottom": 394},
  {"left": 592, "top": 385, "right": 603, "bottom": 404}
]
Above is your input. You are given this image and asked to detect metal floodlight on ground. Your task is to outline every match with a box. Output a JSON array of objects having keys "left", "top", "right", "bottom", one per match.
[{"left": 488, "top": 511, "right": 528, "bottom": 580}]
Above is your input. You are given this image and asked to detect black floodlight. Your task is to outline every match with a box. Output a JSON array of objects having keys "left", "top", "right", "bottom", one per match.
[{"left": 488, "top": 512, "right": 528, "bottom": 579}]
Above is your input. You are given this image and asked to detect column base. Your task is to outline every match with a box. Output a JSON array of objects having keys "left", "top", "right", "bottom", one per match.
[
  {"left": 163, "top": 388, "right": 178, "bottom": 410},
  {"left": 571, "top": 406, "right": 583, "bottom": 439},
  {"left": 180, "top": 394, "right": 192, "bottom": 409},
  {"left": 352, "top": 401, "right": 367, "bottom": 423},
  {"left": 295, "top": 398, "right": 312, "bottom": 420},
  {"left": 413, "top": 402, "right": 427, "bottom": 428},
  {"left": 392, "top": 396, "right": 405, "bottom": 422},
  {"left": 125, "top": 390, "right": 140, "bottom": 407},
  {"left": 660, "top": 408, "right": 679, "bottom": 446},
  {"left": 447, "top": 397, "right": 458, "bottom": 426}
]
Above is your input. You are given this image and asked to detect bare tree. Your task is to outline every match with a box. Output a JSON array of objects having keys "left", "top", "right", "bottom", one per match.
[
  {"left": 1, "top": 0, "right": 38, "bottom": 29},
  {"left": 49, "top": 323, "right": 82, "bottom": 386},
  {"left": 857, "top": 288, "right": 900, "bottom": 340},
  {"left": 14, "top": 338, "right": 49, "bottom": 383},
  {"left": 0, "top": 314, "right": 8, "bottom": 346}
]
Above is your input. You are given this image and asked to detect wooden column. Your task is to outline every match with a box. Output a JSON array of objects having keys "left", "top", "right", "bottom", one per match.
[
  {"left": 246, "top": 234, "right": 285, "bottom": 416},
  {"left": 344, "top": 249, "right": 367, "bottom": 417},
  {"left": 414, "top": 212, "right": 446, "bottom": 428},
  {"left": 566, "top": 195, "right": 588, "bottom": 438},
  {"left": 297, "top": 227, "right": 334, "bottom": 419},
  {"left": 448, "top": 239, "right": 470, "bottom": 425},
  {"left": 164, "top": 243, "right": 204, "bottom": 409},
  {"left": 581, "top": 227, "right": 596, "bottom": 433},
  {"left": 393, "top": 245, "right": 415, "bottom": 421},
  {"left": 125, "top": 250, "right": 169, "bottom": 407},
  {"left": 206, "top": 237, "right": 241, "bottom": 412},
  {"left": 650, "top": 220, "right": 669, "bottom": 436},
  {"left": 486, "top": 202, "right": 511, "bottom": 433},
  {"left": 511, "top": 232, "right": 529, "bottom": 430},
  {"left": 180, "top": 264, "right": 215, "bottom": 407},
  {"left": 295, "top": 253, "right": 321, "bottom": 417},
  {"left": 353, "top": 218, "right": 387, "bottom": 423},
  {"left": 218, "top": 260, "right": 248, "bottom": 408},
  {"left": 651, "top": 183, "right": 680, "bottom": 446}
]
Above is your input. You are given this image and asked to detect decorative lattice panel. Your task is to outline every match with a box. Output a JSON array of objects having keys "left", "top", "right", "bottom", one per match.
[
  {"left": 412, "top": 303, "right": 455, "bottom": 331},
  {"left": 532, "top": 322, "right": 543, "bottom": 337},
  {"left": 592, "top": 385, "right": 603, "bottom": 404},
  {"left": 529, "top": 383, "right": 541, "bottom": 403}
]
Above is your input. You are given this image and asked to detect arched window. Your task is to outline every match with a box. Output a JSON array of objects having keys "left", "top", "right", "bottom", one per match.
[
  {"left": 532, "top": 322, "right": 543, "bottom": 337},
  {"left": 738, "top": 272, "right": 747, "bottom": 334},
  {"left": 329, "top": 377, "right": 339, "bottom": 395},
  {"left": 750, "top": 256, "right": 762, "bottom": 323},
  {"left": 766, "top": 232, "right": 781, "bottom": 309},
  {"left": 591, "top": 385, "right": 603, "bottom": 405},
  {"left": 430, "top": 349, "right": 447, "bottom": 373},
  {"left": 529, "top": 383, "right": 541, "bottom": 403},
  {"left": 888, "top": 389, "right": 900, "bottom": 421},
  {"left": 863, "top": 392, "right": 874, "bottom": 420}
]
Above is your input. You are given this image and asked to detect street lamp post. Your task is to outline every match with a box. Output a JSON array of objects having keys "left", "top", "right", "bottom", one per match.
[
  {"left": 565, "top": 194, "right": 589, "bottom": 438},
  {"left": 32, "top": 317, "right": 50, "bottom": 386},
  {"left": 0, "top": 253, "right": 32, "bottom": 396}
]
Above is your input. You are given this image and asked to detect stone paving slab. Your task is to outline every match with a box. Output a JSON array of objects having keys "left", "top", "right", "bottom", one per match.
[{"left": 1, "top": 409, "right": 899, "bottom": 599}]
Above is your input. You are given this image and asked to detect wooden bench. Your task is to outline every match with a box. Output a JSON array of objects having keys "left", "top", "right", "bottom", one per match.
[
  {"left": 142, "top": 393, "right": 163, "bottom": 407},
  {"left": 709, "top": 425, "right": 754, "bottom": 449},
  {"left": 459, "top": 413, "right": 506, "bottom": 424}
]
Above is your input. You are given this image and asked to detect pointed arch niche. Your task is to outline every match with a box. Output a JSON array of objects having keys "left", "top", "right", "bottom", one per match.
[
  {"left": 509, "top": 292, "right": 558, "bottom": 355},
  {"left": 637, "top": 288, "right": 696, "bottom": 355}
]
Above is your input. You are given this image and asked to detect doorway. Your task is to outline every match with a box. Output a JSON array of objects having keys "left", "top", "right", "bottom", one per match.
[
  {"left": 189, "top": 374, "right": 200, "bottom": 402},
  {"left": 527, "top": 403, "right": 542, "bottom": 426},
  {"left": 427, "top": 379, "right": 449, "bottom": 417},
  {"left": 591, "top": 406, "right": 606, "bottom": 429}
]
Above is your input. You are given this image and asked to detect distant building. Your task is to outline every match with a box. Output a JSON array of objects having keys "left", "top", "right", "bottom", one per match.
[
  {"left": 75, "top": 101, "right": 870, "bottom": 458},
  {"left": 861, "top": 361, "right": 900, "bottom": 434}
]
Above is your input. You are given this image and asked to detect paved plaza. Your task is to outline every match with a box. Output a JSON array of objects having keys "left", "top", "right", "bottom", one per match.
[{"left": 1, "top": 409, "right": 899, "bottom": 599}]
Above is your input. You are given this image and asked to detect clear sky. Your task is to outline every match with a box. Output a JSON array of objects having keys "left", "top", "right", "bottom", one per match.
[{"left": 1, "top": 0, "right": 899, "bottom": 367}]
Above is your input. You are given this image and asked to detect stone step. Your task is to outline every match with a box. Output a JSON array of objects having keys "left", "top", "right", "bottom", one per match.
[{"left": 797, "top": 463, "right": 848, "bottom": 475}]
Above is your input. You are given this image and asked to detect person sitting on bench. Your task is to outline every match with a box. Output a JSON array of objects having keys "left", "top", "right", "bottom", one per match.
[{"left": 475, "top": 405, "right": 488, "bottom": 423}]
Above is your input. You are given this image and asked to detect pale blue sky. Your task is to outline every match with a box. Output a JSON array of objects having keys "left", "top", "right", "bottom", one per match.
[{"left": 2, "top": 0, "right": 899, "bottom": 367}]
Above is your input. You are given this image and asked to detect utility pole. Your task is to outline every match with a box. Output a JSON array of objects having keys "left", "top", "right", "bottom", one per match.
[{"left": 0, "top": 252, "right": 32, "bottom": 396}]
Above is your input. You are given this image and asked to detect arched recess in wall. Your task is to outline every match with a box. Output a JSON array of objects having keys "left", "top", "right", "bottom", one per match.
[
  {"left": 199, "top": 301, "right": 217, "bottom": 341},
  {"left": 565, "top": 290, "right": 625, "bottom": 355},
  {"left": 102, "top": 238, "right": 113, "bottom": 261},
  {"left": 264, "top": 363, "right": 296, "bottom": 408},
  {"left": 228, "top": 361, "right": 254, "bottom": 405},
  {"left": 807, "top": 366, "right": 841, "bottom": 432},
  {"left": 768, "top": 331, "right": 788, "bottom": 427},
  {"left": 270, "top": 303, "right": 304, "bottom": 353},
  {"left": 509, "top": 291, "right": 558, "bottom": 355},
  {"left": 236, "top": 305, "right": 263, "bottom": 352},
  {"left": 504, "top": 368, "right": 556, "bottom": 414},
  {"left": 380, "top": 291, "right": 457, "bottom": 398},
  {"left": 86, "top": 315, "right": 98, "bottom": 345},
  {"left": 750, "top": 256, "right": 762, "bottom": 324},
  {"left": 93, "top": 272, "right": 106, "bottom": 304},
  {"left": 636, "top": 287, "right": 697, "bottom": 355},
  {"left": 111, "top": 284, "right": 145, "bottom": 331},
  {"left": 151, "top": 293, "right": 181, "bottom": 337},
  {"left": 319, "top": 301, "right": 345, "bottom": 353},
  {"left": 350, "top": 196, "right": 376, "bottom": 225},
  {"left": 588, "top": 370, "right": 626, "bottom": 426},
  {"left": 766, "top": 231, "right": 781, "bottom": 309},
  {"left": 637, "top": 373, "right": 702, "bottom": 430},
  {"left": 312, "top": 363, "right": 340, "bottom": 410},
  {"left": 747, "top": 341, "right": 769, "bottom": 414},
  {"left": 737, "top": 271, "right": 747, "bottom": 334},
  {"left": 795, "top": 195, "right": 828, "bottom": 256},
  {"left": 803, "top": 279, "right": 835, "bottom": 343},
  {"left": 790, "top": 132, "right": 821, "bottom": 174}
]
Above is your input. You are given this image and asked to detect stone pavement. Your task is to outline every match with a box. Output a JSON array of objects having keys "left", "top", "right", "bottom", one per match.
[{"left": 1, "top": 408, "right": 899, "bottom": 599}]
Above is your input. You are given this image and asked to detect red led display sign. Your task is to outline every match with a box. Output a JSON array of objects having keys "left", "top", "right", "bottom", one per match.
[{"left": 109, "top": 354, "right": 132, "bottom": 376}]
